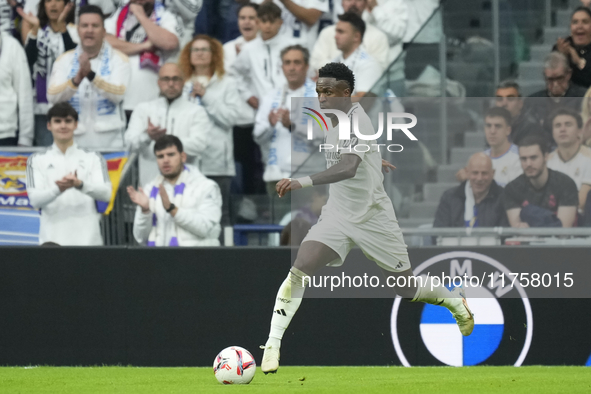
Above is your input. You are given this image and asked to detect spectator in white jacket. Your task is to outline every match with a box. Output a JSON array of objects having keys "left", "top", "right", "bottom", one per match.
[
  {"left": 26, "top": 102, "right": 112, "bottom": 245},
  {"left": 125, "top": 62, "right": 209, "bottom": 186},
  {"left": 254, "top": 44, "right": 324, "bottom": 195},
  {"left": 252, "top": 0, "right": 328, "bottom": 51},
  {"left": 311, "top": 0, "right": 389, "bottom": 72},
  {"left": 104, "top": 0, "right": 182, "bottom": 117},
  {"left": 232, "top": 1, "right": 296, "bottom": 112},
  {"left": 364, "top": 0, "right": 408, "bottom": 95},
  {"left": 178, "top": 35, "right": 241, "bottom": 227},
  {"left": 47, "top": 5, "right": 130, "bottom": 149},
  {"left": 224, "top": 2, "right": 259, "bottom": 127},
  {"left": 332, "top": 12, "right": 382, "bottom": 96},
  {"left": 0, "top": 31, "right": 34, "bottom": 146},
  {"left": 223, "top": 2, "right": 266, "bottom": 195},
  {"left": 128, "top": 135, "right": 222, "bottom": 247}
]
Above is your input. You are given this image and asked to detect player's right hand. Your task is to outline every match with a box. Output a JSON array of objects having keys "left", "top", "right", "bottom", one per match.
[{"left": 276, "top": 178, "right": 301, "bottom": 198}]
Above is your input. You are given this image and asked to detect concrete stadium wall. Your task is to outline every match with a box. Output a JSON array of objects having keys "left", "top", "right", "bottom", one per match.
[{"left": 0, "top": 247, "right": 589, "bottom": 367}]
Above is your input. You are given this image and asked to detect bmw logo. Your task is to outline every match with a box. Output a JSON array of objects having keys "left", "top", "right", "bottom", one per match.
[{"left": 391, "top": 251, "right": 533, "bottom": 366}]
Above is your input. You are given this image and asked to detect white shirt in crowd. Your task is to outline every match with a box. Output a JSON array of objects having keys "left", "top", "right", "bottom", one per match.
[
  {"left": 105, "top": 4, "right": 181, "bottom": 111},
  {"left": 252, "top": 0, "right": 329, "bottom": 50},
  {"left": 362, "top": 0, "right": 408, "bottom": 79},
  {"left": 0, "top": 32, "right": 34, "bottom": 145},
  {"left": 484, "top": 144, "right": 522, "bottom": 187},
  {"left": 254, "top": 79, "right": 324, "bottom": 181},
  {"left": 182, "top": 73, "right": 240, "bottom": 177},
  {"left": 223, "top": 35, "right": 257, "bottom": 126},
  {"left": 311, "top": 22, "right": 389, "bottom": 72},
  {"left": 26, "top": 143, "right": 112, "bottom": 245},
  {"left": 332, "top": 46, "right": 383, "bottom": 94},
  {"left": 547, "top": 147, "right": 591, "bottom": 191},
  {"left": 161, "top": 0, "right": 202, "bottom": 47},
  {"left": 232, "top": 32, "right": 296, "bottom": 101},
  {"left": 125, "top": 95, "right": 209, "bottom": 186},
  {"left": 133, "top": 165, "right": 222, "bottom": 246},
  {"left": 47, "top": 41, "right": 131, "bottom": 149},
  {"left": 324, "top": 102, "right": 390, "bottom": 223},
  {"left": 403, "top": 0, "right": 442, "bottom": 44}
]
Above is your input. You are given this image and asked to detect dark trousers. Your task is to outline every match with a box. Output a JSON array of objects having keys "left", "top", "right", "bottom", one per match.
[
  {"left": 208, "top": 175, "right": 233, "bottom": 227},
  {"left": 232, "top": 125, "right": 265, "bottom": 195},
  {"left": 0, "top": 137, "right": 18, "bottom": 146}
]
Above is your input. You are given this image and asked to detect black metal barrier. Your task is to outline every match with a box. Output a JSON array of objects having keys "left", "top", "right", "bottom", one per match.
[{"left": 0, "top": 247, "right": 590, "bottom": 367}]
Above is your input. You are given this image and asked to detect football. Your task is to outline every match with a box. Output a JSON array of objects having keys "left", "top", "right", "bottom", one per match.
[{"left": 212, "top": 346, "right": 256, "bottom": 385}]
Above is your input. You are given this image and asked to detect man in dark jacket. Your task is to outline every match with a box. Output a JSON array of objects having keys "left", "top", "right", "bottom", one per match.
[
  {"left": 527, "top": 52, "right": 587, "bottom": 136},
  {"left": 434, "top": 153, "right": 508, "bottom": 227}
]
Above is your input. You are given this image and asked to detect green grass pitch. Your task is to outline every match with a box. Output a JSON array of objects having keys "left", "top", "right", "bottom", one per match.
[{"left": 0, "top": 366, "right": 589, "bottom": 393}]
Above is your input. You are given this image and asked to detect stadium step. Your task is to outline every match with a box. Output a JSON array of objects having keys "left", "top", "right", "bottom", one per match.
[
  {"left": 556, "top": 9, "right": 572, "bottom": 28},
  {"left": 529, "top": 44, "right": 553, "bottom": 62},
  {"left": 424, "top": 183, "right": 457, "bottom": 203},
  {"left": 543, "top": 26, "right": 569, "bottom": 44},
  {"left": 437, "top": 164, "right": 465, "bottom": 183},
  {"left": 409, "top": 202, "right": 439, "bottom": 219},
  {"left": 515, "top": 79, "right": 545, "bottom": 97},
  {"left": 450, "top": 147, "right": 482, "bottom": 166},
  {"left": 518, "top": 61, "right": 545, "bottom": 82},
  {"left": 464, "top": 132, "right": 485, "bottom": 149}
]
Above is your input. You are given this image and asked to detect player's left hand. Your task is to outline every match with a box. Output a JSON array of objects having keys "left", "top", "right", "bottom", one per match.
[
  {"left": 276, "top": 178, "right": 302, "bottom": 198},
  {"left": 381, "top": 159, "right": 396, "bottom": 173}
]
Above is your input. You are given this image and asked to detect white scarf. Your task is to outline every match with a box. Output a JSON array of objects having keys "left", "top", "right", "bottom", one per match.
[
  {"left": 147, "top": 168, "right": 189, "bottom": 247},
  {"left": 464, "top": 181, "right": 477, "bottom": 228}
]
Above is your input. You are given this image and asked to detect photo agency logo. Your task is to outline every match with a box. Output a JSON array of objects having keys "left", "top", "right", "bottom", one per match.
[
  {"left": 302, "top": 107, "right": 418, "bottom": 153},
  {"left": 390, "top": 251, "right": 533, "bottom": 367}
]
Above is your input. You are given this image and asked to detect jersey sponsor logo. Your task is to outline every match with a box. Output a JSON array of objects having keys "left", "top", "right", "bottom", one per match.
[{"left": 390, "top": 251, "right": 533, "bottom": 366}]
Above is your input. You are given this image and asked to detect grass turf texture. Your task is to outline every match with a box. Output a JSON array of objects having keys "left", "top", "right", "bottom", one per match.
[{"left": 0, "top": 366, "right": 589, "bottom": 393}]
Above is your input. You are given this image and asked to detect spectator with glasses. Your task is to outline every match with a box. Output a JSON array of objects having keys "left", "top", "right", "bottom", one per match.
[
  {"left": 527, "top": 52, "right": 587, "bottom": 135},
  {"left": 125, "top": 63, "right": 209, "bottom": 186},
  {"left": 179, "top": 34, "right": 241, "bottom": 228}
]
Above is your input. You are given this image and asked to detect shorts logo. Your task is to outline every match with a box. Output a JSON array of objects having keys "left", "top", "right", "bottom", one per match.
[{"left": 391, "top": 251, "right": 533, "bottom": 366}]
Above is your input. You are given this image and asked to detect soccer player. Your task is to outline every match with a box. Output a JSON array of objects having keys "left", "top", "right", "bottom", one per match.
[{"left": 260, "top": 63, "right": 474, "bottom": 374}]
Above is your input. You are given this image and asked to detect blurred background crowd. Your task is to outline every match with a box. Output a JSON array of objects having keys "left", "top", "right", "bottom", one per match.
[{"left": 2, "top": 0, "right": 591, "bottom": 246}]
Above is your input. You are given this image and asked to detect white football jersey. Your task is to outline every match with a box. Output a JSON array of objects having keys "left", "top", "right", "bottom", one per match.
[
  {"left": 547, "top": 148, "right": 591, "bottom": 190},
  {"left": 485, "top": 144, "right": 522, "bottom": 187},
  {"left": 323, "top": 103, "right": 391, "bottom": 223}
]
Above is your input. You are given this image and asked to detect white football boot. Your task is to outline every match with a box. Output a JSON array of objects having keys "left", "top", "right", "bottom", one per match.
[
  {"left": 451, "top": 287, "right": 475, "bottom": 336},
  {"left": 260, "top": 343, "right": 280, "bottom": 374}
]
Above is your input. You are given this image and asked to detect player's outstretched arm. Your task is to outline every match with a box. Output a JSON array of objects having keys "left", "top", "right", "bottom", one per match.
[{"left": 276, "top": 154, "right": 361, "bottom": 197}]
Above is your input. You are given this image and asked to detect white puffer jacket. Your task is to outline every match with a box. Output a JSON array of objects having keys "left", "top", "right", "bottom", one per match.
[
  {"left": 133, "top": 165, "right": 222, "bottom": 246},
  {"left": 182, "top": 73, "right": 241, "bottom": 176},
  {"left": 125, "top": 95, "right": 210, "bottom": 186},
  {"left": 0, "top": 32, "right": 34, "bottom": 145}
]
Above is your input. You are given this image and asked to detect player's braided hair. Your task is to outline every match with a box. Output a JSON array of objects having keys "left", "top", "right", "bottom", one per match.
[{"left": 318, "top": 62, "right": 355, "bottom": 95}]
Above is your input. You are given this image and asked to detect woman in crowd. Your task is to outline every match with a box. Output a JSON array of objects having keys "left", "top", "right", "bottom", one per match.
[
  {"left": 178, "top": 34, "right": 241, "bottom": 227},
  {"left": 18, "top": 0, "right": 76, "bottom": 146},
  {"left": 555, "top": 6, "right": 591, "bottom": 89}
]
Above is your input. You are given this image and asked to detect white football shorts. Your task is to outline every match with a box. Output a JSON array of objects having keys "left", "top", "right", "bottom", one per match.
[{"left": 302, "top": 204, "right": 411, "bottom": 272}]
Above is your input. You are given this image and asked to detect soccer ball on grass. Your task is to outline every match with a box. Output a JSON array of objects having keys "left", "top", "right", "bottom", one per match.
[{"left": 213, "top": 346, "right": 256, "bottom": 384}]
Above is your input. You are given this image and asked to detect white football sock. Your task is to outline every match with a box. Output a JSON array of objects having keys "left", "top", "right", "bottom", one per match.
[
  {"left": 267, "top": 267, "right": 308, "bottom": 346},
  {"left": 411, "top": 278, "right": 462, "bottom": 313}
]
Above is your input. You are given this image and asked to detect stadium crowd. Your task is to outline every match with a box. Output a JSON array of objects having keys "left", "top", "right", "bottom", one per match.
[{"left": 0, "top": 0, "right": 590, "bottom": 245}]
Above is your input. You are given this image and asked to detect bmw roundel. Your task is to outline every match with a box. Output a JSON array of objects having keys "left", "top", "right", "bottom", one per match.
[{"left": 391, "top": 251, "right": 533, "bottom": 367}]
